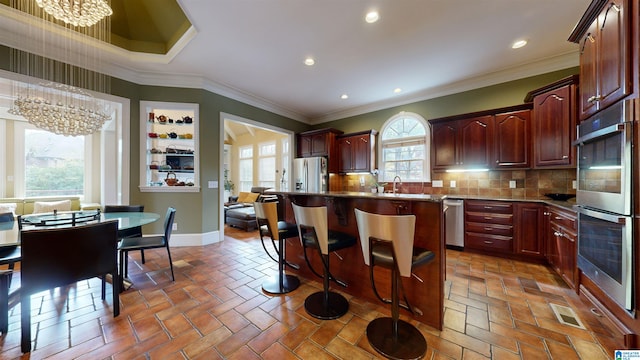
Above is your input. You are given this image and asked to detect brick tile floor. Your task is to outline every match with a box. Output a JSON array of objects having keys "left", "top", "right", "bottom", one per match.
[{"left": 0, "top": 227, "right": 624, "bottom": 359}]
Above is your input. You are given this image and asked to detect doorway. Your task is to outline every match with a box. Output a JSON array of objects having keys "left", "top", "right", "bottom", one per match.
[{"left": 219, "top": 112, "right": 294, "bottom": 238}]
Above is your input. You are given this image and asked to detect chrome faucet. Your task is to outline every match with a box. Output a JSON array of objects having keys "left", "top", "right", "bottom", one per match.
[{"left": 393, "top": 176, "right": 402, "bottom": 194}]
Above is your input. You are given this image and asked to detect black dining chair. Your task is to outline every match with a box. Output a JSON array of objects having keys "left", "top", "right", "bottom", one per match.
[
  {"left": 20, "top": 220, "right": 120, "bottom": 353},
  {"left": 0, "top": 213, "right": 20, "bottom": 286},
  {"left": 104, "top": 205, "right": 145, "bottom": 262},
  {"left": 118, "top": 207, "right": 176, "bottom": 282}
]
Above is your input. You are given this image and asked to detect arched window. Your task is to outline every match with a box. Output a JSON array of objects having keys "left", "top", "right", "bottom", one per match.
[{"left": 378, "top": 112, "right": 430, "bottom": 182}]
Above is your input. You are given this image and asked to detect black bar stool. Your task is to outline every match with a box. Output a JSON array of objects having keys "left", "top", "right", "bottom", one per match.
[
  {"left": 254, "top": 201, "right": 300, "bottom": 294},
  {"left": 292, "top": 203, "right": 355, "bottom": 320},
  {"left": 354, "top": 208, "right": 435, "bottom": 360}
]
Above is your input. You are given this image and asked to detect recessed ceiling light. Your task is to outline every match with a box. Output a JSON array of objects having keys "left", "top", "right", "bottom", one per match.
[
  {"left": 394, "top": 88, "right": 402, "bottom": 94},
  {"left": 365, "top": 11, "right": 379, "bottom": 23},
  {"left": 341, "top": 94, "right": 349, "bottom": 99},
  {"left": 304, "top": 57, "right": 315, "bottom": 66},
  {"left": 512, "top": 40, "right": 528, "bottom": 49}
]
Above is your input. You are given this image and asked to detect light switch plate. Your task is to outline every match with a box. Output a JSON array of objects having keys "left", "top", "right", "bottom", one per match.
[
  {"left": 208, "top": 181, "right": 218, "bottom": 188},
  {"left": 509, "top": 180, "right": 516, "bottom": 189},
  {"left": 450, "top": 180, "right": 456, "bottom": 188}
]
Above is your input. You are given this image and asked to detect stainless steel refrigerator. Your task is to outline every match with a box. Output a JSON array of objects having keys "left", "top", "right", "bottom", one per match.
[{"left": 293, "top": 157, "right": 327, "bottom": 192}]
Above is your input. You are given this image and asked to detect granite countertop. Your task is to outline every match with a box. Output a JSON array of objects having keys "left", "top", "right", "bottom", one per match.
[
  {"left": 442, "top": 194, "right": 577, "bottom": 211},
  {"left": 270, "top": 190, "right": 577, "bottom": 211},
  {"left": 272, "top": 190, "right": 446, "bottom": 202}
]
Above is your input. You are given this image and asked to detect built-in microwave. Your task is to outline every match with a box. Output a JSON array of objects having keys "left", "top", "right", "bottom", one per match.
[{"left": 574, "top": 100, "right": 633, "bottom": 216}]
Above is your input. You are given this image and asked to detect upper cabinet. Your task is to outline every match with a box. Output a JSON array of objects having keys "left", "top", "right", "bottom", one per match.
[
  {"left": 431, "top": 115, "right": 494, "bottom": 171},
  {"left": 429, "top": 105, "right": 532, "bottom": 171},
  {"left": 337, "top": 130, "right": 377, "bottom": 174},
  {"left": 569, "top": 0, "right": 632, "bottom": 120},
  {"left": 526, "top": 76, "right": 578, "bottom": 168},
  {"left": 297, "top": 128, "right": 343, "bottom": 173},
  {"left": 494, "top": 109, "right": 531, "bottom": 169},
  {"left": 140, "top": 101, "right": 199, "bottom": 192}
]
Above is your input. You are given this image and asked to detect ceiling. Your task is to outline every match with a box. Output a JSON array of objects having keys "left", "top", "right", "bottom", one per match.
[{"left": 0, "top": 0, "right": 591, "bottom": 124}]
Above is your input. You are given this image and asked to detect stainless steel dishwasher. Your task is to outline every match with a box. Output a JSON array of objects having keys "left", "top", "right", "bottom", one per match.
[{"left": 444, "top": 199, "right": 464, "bottom": 250}]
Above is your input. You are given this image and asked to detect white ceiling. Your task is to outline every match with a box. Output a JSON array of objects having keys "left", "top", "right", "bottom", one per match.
[{"left": 0, "top": 0, "right": 591, "bottom": 124}]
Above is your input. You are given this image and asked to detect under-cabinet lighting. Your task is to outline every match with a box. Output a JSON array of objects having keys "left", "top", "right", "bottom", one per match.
[
  {"left": 445, "top": 168, "right": 489, "bottom": 173},
  {"left": 588, "top": 165, "right": 622, "bottom": 170}
]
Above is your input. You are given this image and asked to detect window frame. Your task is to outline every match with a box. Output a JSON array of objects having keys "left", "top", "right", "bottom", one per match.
[
  {"left": 258, "top": 141, "right": 276, "bottom": 188},
  {"left": 238, "top": 145, "right": 254, "bottom": 192},
  {"left": 378, "top": 111, "right": 431, "bottom": 182}
]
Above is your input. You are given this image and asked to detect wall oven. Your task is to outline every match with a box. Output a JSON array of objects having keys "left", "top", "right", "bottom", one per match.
[
  {"left": 575, "top": 100, "right": 632, "bottom": 216},
  {"left": 574, "top": 99, "right": 634, "bottom": 311},
  {"left": 577, "top": 207, "right": 633, "bottom": 310}
]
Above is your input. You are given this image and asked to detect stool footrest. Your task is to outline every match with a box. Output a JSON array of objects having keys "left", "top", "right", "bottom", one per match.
[{"left": 366, "top": 317, "right": 426, "bottom": 360}]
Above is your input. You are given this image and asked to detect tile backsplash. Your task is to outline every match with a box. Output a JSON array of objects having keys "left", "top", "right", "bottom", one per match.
[{"left": 340, "top": 169, "right": 576, "bottom": 199}]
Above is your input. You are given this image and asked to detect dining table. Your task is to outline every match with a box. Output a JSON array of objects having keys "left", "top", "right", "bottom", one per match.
[{"left": 0, "top": 211, "right": 161, "bottom": 249}]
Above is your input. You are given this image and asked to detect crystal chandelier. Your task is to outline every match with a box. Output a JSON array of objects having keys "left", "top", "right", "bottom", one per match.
[
  {"left": 34, "top": 0, "right": 113, "bottom": 27},
  {"left": 9, "top": 0, "right": 112, "bottom": 137}
]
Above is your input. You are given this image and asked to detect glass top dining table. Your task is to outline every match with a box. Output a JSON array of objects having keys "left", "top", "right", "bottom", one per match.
[{"left": 0, "top": 212, "right": 161, "bottom": 248}]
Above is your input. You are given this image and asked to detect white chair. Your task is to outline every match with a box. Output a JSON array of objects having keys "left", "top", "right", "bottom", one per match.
[
  {"left": 292, "top": 203, "right": 356, "bottom": 320},
  {"left": 354, "top": 208, "right": 435, "bottom": 360},
  {"left": 254, "top": 201, "right": 300, "bottom": 294}
]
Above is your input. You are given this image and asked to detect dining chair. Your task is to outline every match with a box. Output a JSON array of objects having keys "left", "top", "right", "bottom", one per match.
[
  {"left": 118, "top": 207, "right": 176, "bottom": 282},
  {"left": 0, "top": 213, "right": 20, "bottom": 287},
  {"left": 104, "top": 205, "right": 145, "bottom": 262},
  {"left": 20, "top": 220, "right": 120, "bottom": 353}
]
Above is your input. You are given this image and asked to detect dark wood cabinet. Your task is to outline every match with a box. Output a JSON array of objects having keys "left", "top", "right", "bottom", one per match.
[
  {"left": 430, "top": 104, "right": 532, "bottom": 171},
  {"left": 464, "top": 200, "right": 514, "bottom": 254},
  {"left": 545, "top": 206, "right": 577, "bottom": 289},
  {"left": 431, "top": 115, "right": 493, "bottom": 171},
  {"left": 515, "top": 203, "right": 544, "bottom": 258},
  {"left": 526, "top": 77, "right": 578, "bottom": 168},
  {"left": 570, "top": 0, "right": 631, "bottom": 120},
  {"left": 337, "top": 130, "right": 377, "bottom": 173},
  {"left": 296, "top": 128, "right": 343, "bottom": 173},
  {"left": 494, "top": 110, "right": 531, "bottom": 169}
]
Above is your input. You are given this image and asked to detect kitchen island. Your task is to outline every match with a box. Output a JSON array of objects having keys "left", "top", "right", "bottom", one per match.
[{"left": 271, "top": 191, "right": 445, "bottom": 330}]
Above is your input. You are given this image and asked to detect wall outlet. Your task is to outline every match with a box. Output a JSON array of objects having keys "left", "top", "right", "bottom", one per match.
[
  {"left": 432, "top": 180, "right": 443, "bottom": 187},
  {"left": 360, "top": 176, "right": 365, "bottom": 186},
  {"left": 172, "top": 223, "right": 177, "bottom": 231},
  {"left": 572, "top": 180, "right": 577, "bottom": 189},
  {"left": 509, "top": 180, "right": 516, "bottom": 189},
  {"left": 450, "top": 180, "right": 456, "bottom": 188}
]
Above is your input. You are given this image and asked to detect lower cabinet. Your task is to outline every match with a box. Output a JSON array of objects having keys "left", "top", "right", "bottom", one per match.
[
  {"left": 515, "top": 203, "right": 544, "bottom": 258},
  {"left": 465, "top": 200, "right": 514, "bottom": 254},
  {"left": 545, "top": 206, "right": 577, "bottom": 289}
]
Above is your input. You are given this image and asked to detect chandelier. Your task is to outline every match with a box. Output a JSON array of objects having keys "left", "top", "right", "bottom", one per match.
[
  {"left": 34, "top": 0, "right": 113, "bottom": 27},
  {"left": 9, "top": 0, "right": 113, "bottom": 137}
]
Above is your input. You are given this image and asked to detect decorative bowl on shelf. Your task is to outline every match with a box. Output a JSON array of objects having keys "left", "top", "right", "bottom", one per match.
[{"left": 544, "top": 193, "right": 576, "bottom": 201}]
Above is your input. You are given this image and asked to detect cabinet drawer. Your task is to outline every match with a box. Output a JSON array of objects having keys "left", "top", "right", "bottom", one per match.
[
  {"left": 465, "top": 212, "right": 513, "bottom": 225},
  {"left": 466, "top": 222, "right": 513, "bottom": 237},
  {"left": 548, "top": 209, "right": 576, "bottom": 231},
  {"left": 466, "top": 201, "right": 513, "bottom": 214},
  {"left": 466, "top": 233, "right": 513, "bottom": 253}
]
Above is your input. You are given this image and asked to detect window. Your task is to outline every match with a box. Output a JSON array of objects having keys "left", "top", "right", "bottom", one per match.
[
  {"left": 239, "top": 145, "right": 253, "bottom": 192},
  {"left": 258, "top": 141, "right": 276, "bottom": 188},
  {"left": 378, "top": 112, "right": 430, "bottom": 182},
  {"left": 14, "top": 122, "right": 90, "bottom": 198}
]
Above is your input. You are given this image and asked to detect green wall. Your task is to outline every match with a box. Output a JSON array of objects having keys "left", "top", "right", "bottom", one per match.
[{"left": 320, "top": 67, "right": 579, "bottom": 134}]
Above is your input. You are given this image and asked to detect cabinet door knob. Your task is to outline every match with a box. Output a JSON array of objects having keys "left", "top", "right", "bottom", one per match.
[{"left": 562, "top": 155, "right": 569, "bottom": 159}]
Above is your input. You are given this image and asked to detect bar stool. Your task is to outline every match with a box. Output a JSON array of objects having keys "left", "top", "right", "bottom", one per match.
[
  {"left": 354, "top": 208, "right": 435, "bottom": 360},
  {"left": 254, "top": 201, "right": 300, "bottom": 294},
  {"left": 292, "top": 203, "right": 356, "bottom": 319}
]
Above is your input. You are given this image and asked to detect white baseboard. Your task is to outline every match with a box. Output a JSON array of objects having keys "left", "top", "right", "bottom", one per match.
[{"left": 167, "top": 230, "right": 223, "bottom": 247}]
